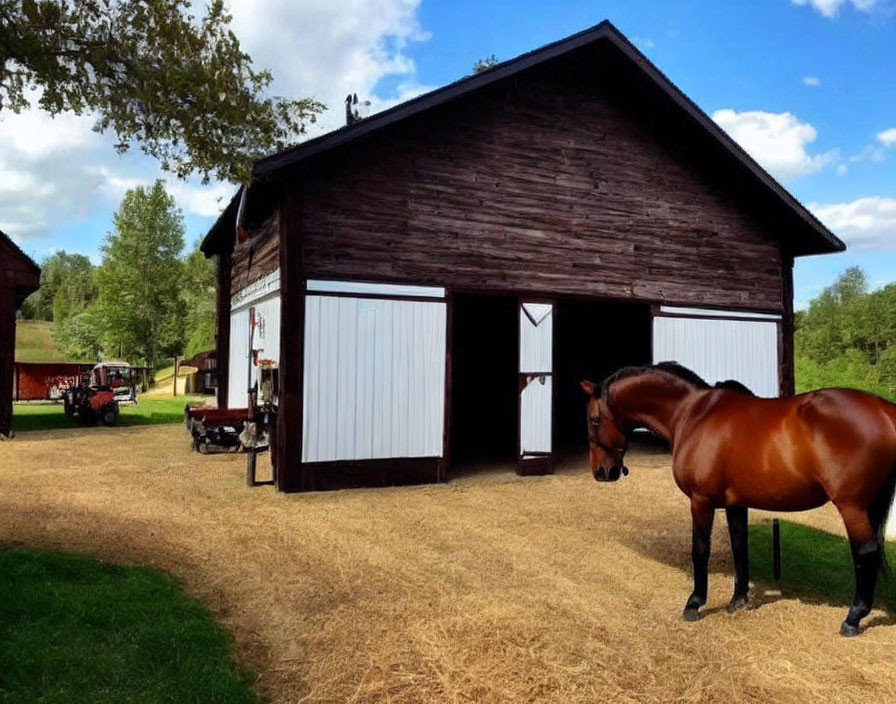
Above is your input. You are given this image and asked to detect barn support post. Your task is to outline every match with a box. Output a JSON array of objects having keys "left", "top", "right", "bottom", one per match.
[
  {"left": 215, "top": 253, "right": 232, "bottom": 409},
  {"left": 0, "top": 285, "right": 15, "bottom": 437},
  {"left": 276, "top": 184, "right": 304, "bottom": 492},
  {"left": 780, "top": 253, "right": 795, "bottom": 397}
]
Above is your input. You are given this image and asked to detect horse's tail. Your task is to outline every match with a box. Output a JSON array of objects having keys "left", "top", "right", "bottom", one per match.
[{"left": 873, "top": 401, "right": 896, "bottom": 585}]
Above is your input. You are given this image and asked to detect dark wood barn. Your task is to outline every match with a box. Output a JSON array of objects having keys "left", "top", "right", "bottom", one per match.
[
  {"left": 202, "top": 21, "right": 844, "bottom": 492},
  {"left": 1, "top": 230, "right": 40, "bottom": 437}
]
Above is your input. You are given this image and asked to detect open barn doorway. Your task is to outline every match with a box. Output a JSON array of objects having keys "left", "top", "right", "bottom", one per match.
[
  {"left": 449, "top": 293, "right": 518, "bottom": 478},
  {"left": 553, "top": 299, "right": 652, "bottom": 465}
]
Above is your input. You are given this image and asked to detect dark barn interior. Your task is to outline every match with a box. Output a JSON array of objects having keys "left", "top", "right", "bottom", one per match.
[
  {"left": 449, "top": 294, "right": 518, "bottom": 472},
  {"left": 553, "top": 299, "right": 652, "bottom": 459},
  {"left": 448, "top": 293, "right": 652, "bottom": 474}
]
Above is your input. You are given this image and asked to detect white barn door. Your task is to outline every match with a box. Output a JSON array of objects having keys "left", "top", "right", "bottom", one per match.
[
  {"left": 227, "top": 270, "right": 281, "bottom": 409},
  {"left": 652, "top": 307, "right": 781, "bottom": 398},
  {"left": 302, "top": 282, "right": 447, "bottom": 463},
  {"left": 519, "top": 301, "right": 553, "bottom": 475}
]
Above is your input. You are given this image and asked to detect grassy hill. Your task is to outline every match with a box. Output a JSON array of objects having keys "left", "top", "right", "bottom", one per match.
[{"left": 14, "top": 320, "right": 79, "bottom": 363}]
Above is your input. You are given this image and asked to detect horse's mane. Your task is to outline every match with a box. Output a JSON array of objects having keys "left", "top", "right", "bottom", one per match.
[
  {"left": 713, "top": 379, "right": 755, "bottom": 396},
  {"left": 601, "top": 361, "right": 710, "bottom": 400}
]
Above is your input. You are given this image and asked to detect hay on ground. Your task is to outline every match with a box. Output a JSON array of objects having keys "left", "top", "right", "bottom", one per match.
[{"left": 1, "top": 426, "right": 893, "bottom": 703}]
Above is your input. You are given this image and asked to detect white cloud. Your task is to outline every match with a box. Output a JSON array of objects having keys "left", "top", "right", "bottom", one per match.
[
  {"left": 803, "top": 76, "right": 821, "bottom": 86},
  {"left": 792, "top": 0, "right": 877, "bottom": 17},
  {"left": 711, "top": 108, "right": 838, "bottom": 180},
  {"left": 849, "top": 144, "right": 886, "bottom": 162},
  {"left": 633, "top": 36, "right": 655, "bottom": 50},
  {"left": 837, "top": 164, "right": 848, "bottom": 175},
  {"left": 808, "top": 196, "right": 896, "bottom": 250},
  {"left": 878, "top": 128, "right": 896, "bottom": 148},
  {"left": 0, "top": 0, "right": 433, "bottom": 243},
  {"left": 226, "top": 0, "right": 433, "bottom": 135}
]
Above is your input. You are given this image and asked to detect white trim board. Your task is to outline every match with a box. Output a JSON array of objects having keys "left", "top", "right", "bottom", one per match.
[
  {"left": 658, "top": 305, "right": 781, "bottom": 321},
  {"left": 306, "top": 279, "right": 445, "bottom": 298},
  {"left": 231, "top": 270, "right": 281, "bottom": 310}
]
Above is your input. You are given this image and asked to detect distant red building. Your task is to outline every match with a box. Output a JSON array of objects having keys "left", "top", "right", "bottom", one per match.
[{"left": 12, "top": 362, "right": 93, "bottom": 401}]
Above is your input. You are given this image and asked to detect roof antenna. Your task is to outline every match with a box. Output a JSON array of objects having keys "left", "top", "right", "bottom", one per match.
[{"left": 345, "top": 93, "right": 371, "bottom": 126}]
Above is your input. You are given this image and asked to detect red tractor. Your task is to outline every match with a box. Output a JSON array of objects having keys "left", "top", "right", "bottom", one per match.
[{"left": 61, "top": 362, "right": 137, "bottom": 426}]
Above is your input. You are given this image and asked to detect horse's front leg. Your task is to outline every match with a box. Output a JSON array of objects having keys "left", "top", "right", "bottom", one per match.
[
  {"left": 683, "top": 494, "right": 715, "bottom": 621},
  {"left": 725, "top": 505, "right": 750, "bottom": 611}
]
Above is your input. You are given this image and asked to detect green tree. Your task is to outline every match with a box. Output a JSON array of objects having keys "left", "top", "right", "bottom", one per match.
[
  {"left": 0, "top": 0, "right": 324, "bottom": 182},
  {"left": 96, "top": 180, "right": 184, "bottom": 365},
  {"left": 181, "top": 242, "right": 216, "bottom": 358},
  {"left": 54, "top": 303, "right": 105, "bottom": 359},
  {"left": 795, "top": 266, "right": 896, "bottom": 401},
  {"left": 20, "top": 251, "right": 96, "bottom": 321}
]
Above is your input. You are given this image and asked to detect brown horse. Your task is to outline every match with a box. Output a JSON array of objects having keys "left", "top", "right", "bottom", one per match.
[{"left": 580, "top": 362, "right": 896, "bottom": 636}]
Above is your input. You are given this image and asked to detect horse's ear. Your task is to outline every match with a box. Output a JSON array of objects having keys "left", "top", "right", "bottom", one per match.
[{"left": 580, "top": 380, "right": 597, "bottom": 396}]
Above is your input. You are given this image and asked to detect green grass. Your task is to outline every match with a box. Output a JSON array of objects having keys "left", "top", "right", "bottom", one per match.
[
  {"left": 14, "top": 320, "right": 77, "bottom": 363},
  {"left": 749, "top": 520, "right": 896, "bottom": 610},
  {"left": 12, "top": 395, "right": 208, "bottom": 433},
  {"left": 0, "top": 548, "right": 257, "bottom": 703}
]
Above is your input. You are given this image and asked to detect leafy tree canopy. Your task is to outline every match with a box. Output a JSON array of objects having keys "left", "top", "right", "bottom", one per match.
[
  {"left": 0, "top": 0, "right": 324, "bottom": 182},
  {"left": 96, "top": 180, "right": 185, "bottom": 364},
  {"left": 19, "top": 251, "right": 95, "bottom": 321},
  {"left": 795, "top": 266, "right": 896, "bottom": 400},
  {"left": 181, "top": 242, "right": 216, "bottom": 358}
]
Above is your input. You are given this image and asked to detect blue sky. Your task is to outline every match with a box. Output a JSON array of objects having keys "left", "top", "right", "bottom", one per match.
[{"left": 3, "top": 0, "right": 894, "bottom": 309}]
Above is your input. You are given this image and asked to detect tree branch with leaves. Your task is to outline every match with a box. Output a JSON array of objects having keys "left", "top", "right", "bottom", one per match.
[{"left": 1, "top": 0, "right": 324, "bottom": 183}]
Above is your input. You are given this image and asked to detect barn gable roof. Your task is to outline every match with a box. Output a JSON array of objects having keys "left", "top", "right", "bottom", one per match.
[
  {"left": 1, "top": 230, "right": 40, "bottom": 276},
  {"left": 1, "top": 230, "right": 41, "bottom": 307},
  {"left": 204, "top": 20, "right": 844, "bottom": 258}
]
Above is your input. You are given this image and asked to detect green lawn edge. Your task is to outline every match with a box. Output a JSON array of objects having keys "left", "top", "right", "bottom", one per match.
[{"left": 0, "top": 548, "right": 259, "bottom": 704}]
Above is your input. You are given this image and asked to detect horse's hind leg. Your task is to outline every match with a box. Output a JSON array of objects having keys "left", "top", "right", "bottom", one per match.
[
  {"left": 683, "top": 495, "right": 715, "bottom": 622},
  {"left": 725, "top": 505, "right": 750, "bottom": 611},
  {"left": 837, "top": 504, "right": 881, "bottom": 637}
]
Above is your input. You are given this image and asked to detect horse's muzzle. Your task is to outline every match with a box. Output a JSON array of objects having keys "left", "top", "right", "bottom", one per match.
[{"left": 594, "top": 465, "right": 629, "bottom": 482}]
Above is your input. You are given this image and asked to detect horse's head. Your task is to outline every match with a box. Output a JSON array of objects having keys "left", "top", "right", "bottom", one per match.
[{"left": 580, "top": 380, "right": 629, "bottom": 482}]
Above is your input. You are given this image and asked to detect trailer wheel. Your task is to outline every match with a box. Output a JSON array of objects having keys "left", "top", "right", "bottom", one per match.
[{"left": 100, "top": 403, "right": 119, "bottom": 427}]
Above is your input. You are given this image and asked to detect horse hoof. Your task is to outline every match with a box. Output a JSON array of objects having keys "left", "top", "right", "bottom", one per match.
[
  {"left": 840, "top": 622, "right": 861, "bottom": 638},
  {"left": 682, "top": 607, "right": 700, "bottom": 622},
  {"left": 727, "top": 596, "right": 749, "bottom": 613}
]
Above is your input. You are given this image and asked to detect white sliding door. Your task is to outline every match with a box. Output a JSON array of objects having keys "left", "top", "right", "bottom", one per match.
[
  {"left": 652, "top": 307, "right": 780, "bottom": 398},
  {"left": 302, "top": 284, "right": 447, "bottom": 463}
]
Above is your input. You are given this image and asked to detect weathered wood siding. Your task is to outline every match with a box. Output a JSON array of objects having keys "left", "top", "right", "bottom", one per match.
[
  {"left": 1, "top": 234, "right": 40, "bottom": 437},
  {"left": 299, "top": 53, "right": 785, "bottom": 312},
  {"left": 231, "top": 211, "right": 280, "bottom": 297}
]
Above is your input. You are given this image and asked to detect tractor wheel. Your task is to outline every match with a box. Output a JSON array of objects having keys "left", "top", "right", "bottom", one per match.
[{"left": 100, "top": 403, "right": 119, "bottom": 427}]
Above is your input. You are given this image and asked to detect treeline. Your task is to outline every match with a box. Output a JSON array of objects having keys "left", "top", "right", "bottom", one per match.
[
  {"left": 21, "top": 180, "right": 216, "bottom": 367},
  {"left": 795, "top": 266, "right": 896, "bottom": 400}
]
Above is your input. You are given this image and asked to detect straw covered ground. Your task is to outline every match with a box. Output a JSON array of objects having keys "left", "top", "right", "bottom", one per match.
[{"left": 3, "top": 426, "right": 896, "bottom": 703}]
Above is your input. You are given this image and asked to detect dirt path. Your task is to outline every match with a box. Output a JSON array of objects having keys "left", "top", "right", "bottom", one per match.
[{"left": 2, "top": 426, "right": 894, "bottom": 703}]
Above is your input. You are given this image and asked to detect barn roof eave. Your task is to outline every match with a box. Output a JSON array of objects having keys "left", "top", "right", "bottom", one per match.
[
  {"left": 0, "top": 229, "right": 41, "bottom": 278},
  {"left": 250, "top": 20, "right": 844, "bottom": 258},
  {"left": 200, "top": 187, "right": 243, "bottom": 257}
]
